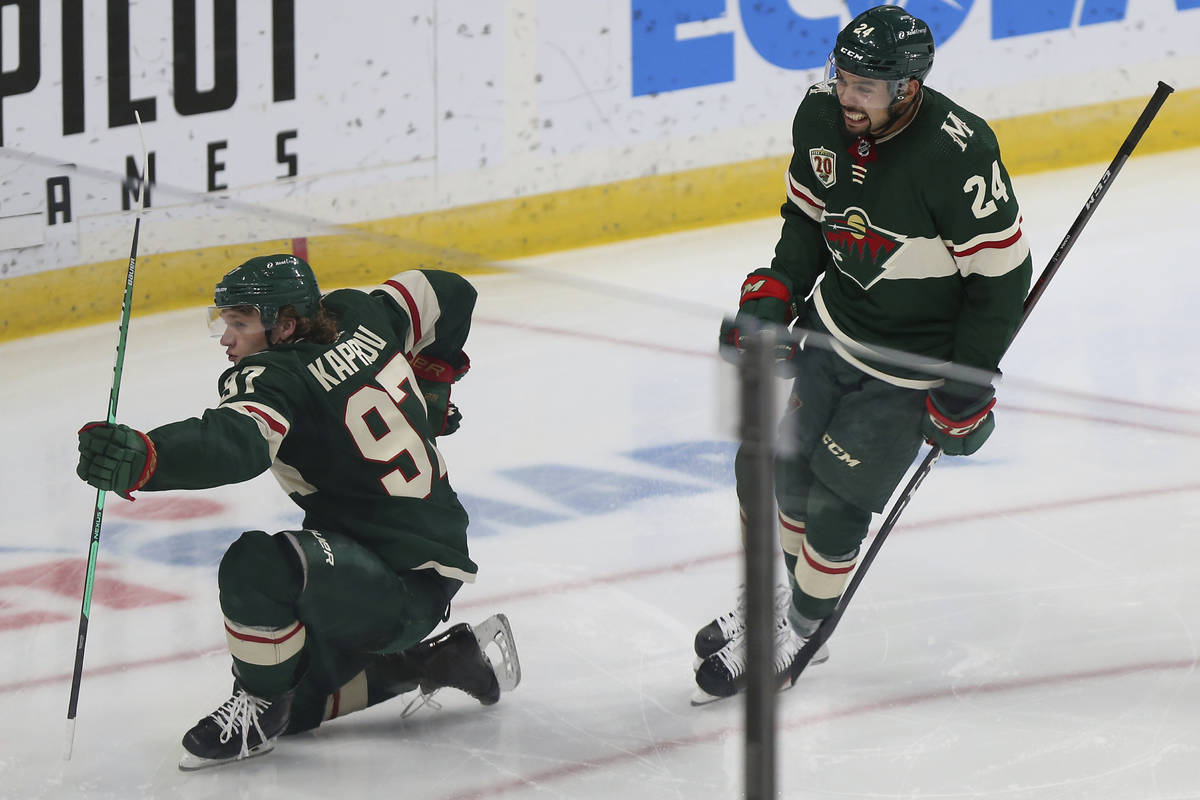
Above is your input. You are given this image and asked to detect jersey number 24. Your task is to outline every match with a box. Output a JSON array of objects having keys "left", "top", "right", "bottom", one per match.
[{"left": 962, "top": 159, "right": 1010, "bottom": 219}]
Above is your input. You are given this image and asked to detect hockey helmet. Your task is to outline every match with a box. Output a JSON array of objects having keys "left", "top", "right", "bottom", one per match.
[
  {"left": 211, "top": 254, "right": 321, "bottom": 330},
  {"left": 831, "top": 5, "right": 935, "bottom": 85}
]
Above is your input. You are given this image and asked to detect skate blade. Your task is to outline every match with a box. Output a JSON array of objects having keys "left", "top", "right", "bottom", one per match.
[
  {"left": 177, "top": 739, "right": 275, "bottom": 771},
  {"left": 474, "top": 613, "right": 521, "bottom": 693},
  {"left": 690, "top": 671, "right": 812, "bottom": 707},
  {"left": 690, "top": 686, "right": 729, "bottom": 706}
]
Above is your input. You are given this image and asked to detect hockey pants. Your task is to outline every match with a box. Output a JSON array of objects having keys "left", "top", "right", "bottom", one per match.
[{"left": 735, "top": 345, "right": 926, "bottom": 620}]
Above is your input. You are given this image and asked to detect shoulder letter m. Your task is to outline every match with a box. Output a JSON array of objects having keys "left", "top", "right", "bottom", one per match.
[{"left": 941, "top": 112, "right": 975, "bottom": 152}]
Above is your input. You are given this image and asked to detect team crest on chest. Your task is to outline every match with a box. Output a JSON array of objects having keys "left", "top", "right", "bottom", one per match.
[
  {"left": 822, "top": 207, "right": 906, "bottom": 290},
  {"left": 809, "top": 147, "right": 837, "bottom": 188}
]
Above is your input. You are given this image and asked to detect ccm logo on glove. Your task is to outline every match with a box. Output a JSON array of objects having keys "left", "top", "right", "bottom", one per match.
[{"left": 921, "top": 388, "right": 997, "bottom": 457}]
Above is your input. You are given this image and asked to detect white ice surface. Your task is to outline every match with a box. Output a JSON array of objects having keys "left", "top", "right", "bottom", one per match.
[{"left": 2, "top": 147, "right": 1199, "bottom": 799}]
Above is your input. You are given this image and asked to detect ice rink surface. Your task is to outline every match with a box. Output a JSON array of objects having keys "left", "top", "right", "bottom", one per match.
[{"left": 2, "top": 146, "right": 1199, "bottom": 799}]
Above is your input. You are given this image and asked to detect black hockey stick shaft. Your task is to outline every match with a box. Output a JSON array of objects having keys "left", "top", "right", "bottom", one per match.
[
  {"left": 1013, "top": 81, "right": 1175, "bottom": 339},
  {"left": 790, "top": 81, "right": 1175, "bottom": 683},
  {"left": 65, "top": 114, "right": 148, "bottom": 758}
]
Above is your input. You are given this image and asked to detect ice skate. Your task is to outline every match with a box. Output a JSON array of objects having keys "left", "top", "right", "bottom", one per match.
[
  {"left": 691, "top": 617, "right": 828, "bottom": 706},
  {"left": 178, "top": 682, "right": 295, "bottom": 771},
  {"left": 693, "top": 584, "right": 792, "bottom": 664},
  {"left": 396, "top": 614, "right": 521, "bottom": 717}
]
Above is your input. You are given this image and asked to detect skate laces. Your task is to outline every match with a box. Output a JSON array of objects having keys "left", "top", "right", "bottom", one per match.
[
  {"left": 719, "top": 585, "right": 793, "bottom": 639},
  {"left": 714, "top": 617, "right": 800, "bottom": 678},
  {"left": 398, "top": 687, "right": 444, "bottom": 719},
  {"left": 211, "top": 689, "right": 271, "bottom": 757}
]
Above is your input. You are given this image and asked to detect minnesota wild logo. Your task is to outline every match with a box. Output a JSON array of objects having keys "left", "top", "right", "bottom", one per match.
[{"left": 822, "top": 207, "right": 905, "bottom": 290}]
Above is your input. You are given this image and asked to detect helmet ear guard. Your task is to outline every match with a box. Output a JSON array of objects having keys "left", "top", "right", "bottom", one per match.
[{"left": 887, "top": 77, "right": 916, "bottom": 106}]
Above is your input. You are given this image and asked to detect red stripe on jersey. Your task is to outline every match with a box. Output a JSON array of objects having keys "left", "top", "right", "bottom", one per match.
[
  {"left": 385, "top": 279, "right": 423, "bottom": 343},
  {"left": 224, "top": 620, "right": 304, "bottom": 645},
  {"left": 787, "top": 175, "right": 825, "bottom": 211},
  {"left": 244, "top": 404, "right": 287, "bottom": 436},
  {"left": 953, "top": 225, "right": 1024, "bottom": 258},
  {"left": 801, "top": 543, "right": 855, "bottom": 575}
]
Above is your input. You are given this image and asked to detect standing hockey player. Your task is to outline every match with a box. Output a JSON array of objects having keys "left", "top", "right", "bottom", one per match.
[
  {"left": 693, "top": 5, "right": 1032, "bottom": 702},
  {"left": 76, "top": 254, "right": 520, "bottom": 768}
]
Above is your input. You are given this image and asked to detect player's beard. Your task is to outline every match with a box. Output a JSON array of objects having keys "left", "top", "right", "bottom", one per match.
[
  {"left": 839, "top": 105, "right": 874, "bottom": 137},
  {"left": 840, "top": 103, "right": 905, "bottom": 138}
]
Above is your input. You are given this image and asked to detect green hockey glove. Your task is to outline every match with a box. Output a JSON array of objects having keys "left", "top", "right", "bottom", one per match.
[
  {"left": 922, "top": 386, "right": 996, "bottom": 456},
  {"left": 718, "top": 268, "right": 799, "bottom": 366},
  {"left": 417, "top": 381, "right": 462, "bottom": 436},
  {"left": 77, "top": 422, "right": 158, "bottom": 499},
  {"left": 410, "top": 352, "right": 470, "bottom": 436}
]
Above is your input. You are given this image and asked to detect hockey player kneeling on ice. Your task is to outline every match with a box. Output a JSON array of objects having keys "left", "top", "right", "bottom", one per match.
[
  {"left": 75, "top": 255, "right": 521, "bottom": 769},
  {"left": 697, "top": 5, "right": 1031, "bottom": 705}
]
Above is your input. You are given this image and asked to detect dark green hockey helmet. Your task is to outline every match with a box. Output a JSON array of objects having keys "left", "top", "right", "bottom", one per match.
[
  {"left": 833, "top": 5, "right": 935, "bottom": 84},
  {"left": 212, "top": 254, "right": 321, "bottom": 328}
]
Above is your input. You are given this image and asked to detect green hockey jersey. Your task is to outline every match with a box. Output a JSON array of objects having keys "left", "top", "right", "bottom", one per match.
[
  {"left": 773, "top": 82, "right": 1032, "bottom": 388},
  {"left": 142, "top": 269, "right": 478, "bottom": 582}
]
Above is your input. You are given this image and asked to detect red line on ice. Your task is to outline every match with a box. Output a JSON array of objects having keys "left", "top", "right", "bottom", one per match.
[
  {"left": 434, "top": 658, "right": 1197, "bottom": 800},
  {"left": 0, "top": 645, "right": 225, "bottom": 695},
  {"left": 473, "top": 317, "right": 1200, "bottom": 420},
  {"left": 453, "top": 481, "right": 1200, "bottom": 610},
  {"left": 3, "top": 483, "right": 1198, "bottom": 695}
]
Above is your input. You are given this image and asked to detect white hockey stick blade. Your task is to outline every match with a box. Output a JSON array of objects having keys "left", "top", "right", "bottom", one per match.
[{"left": 474, "top": 613, "right": 521, "bottom": 693}]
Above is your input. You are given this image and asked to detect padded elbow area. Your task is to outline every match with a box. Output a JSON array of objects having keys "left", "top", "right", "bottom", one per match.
[{"left": 218, "top": 530, "right": 304, "bottom": 627}]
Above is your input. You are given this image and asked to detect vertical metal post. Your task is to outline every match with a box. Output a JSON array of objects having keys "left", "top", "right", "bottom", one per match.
[{"left": 741, "top": 328, "right": 777, "bottom": 800}]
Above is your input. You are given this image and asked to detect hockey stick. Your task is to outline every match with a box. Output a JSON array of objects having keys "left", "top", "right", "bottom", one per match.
[
  {"left": 789, "top": 80, "right": 1176, "bottom": 684},
  {"left": 64, "top": 112, "right": 148, "bottom": 759}
]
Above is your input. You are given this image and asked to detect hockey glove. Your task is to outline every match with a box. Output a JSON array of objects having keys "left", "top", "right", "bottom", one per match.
[
  {"left": 76, "top": 422, "right": 158, "bottom": 499},
  {"left": 718, "top": 268, "right": 799, "bottom": 367},
  {"left": 418, "top": 382, "right": 462, "bottom": 436},
  {"left": 922, "top": 385, "right": 997, "bottom": 456},
  {"left": 410, "top": 352, "right": 470, "bottom": 436}
]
